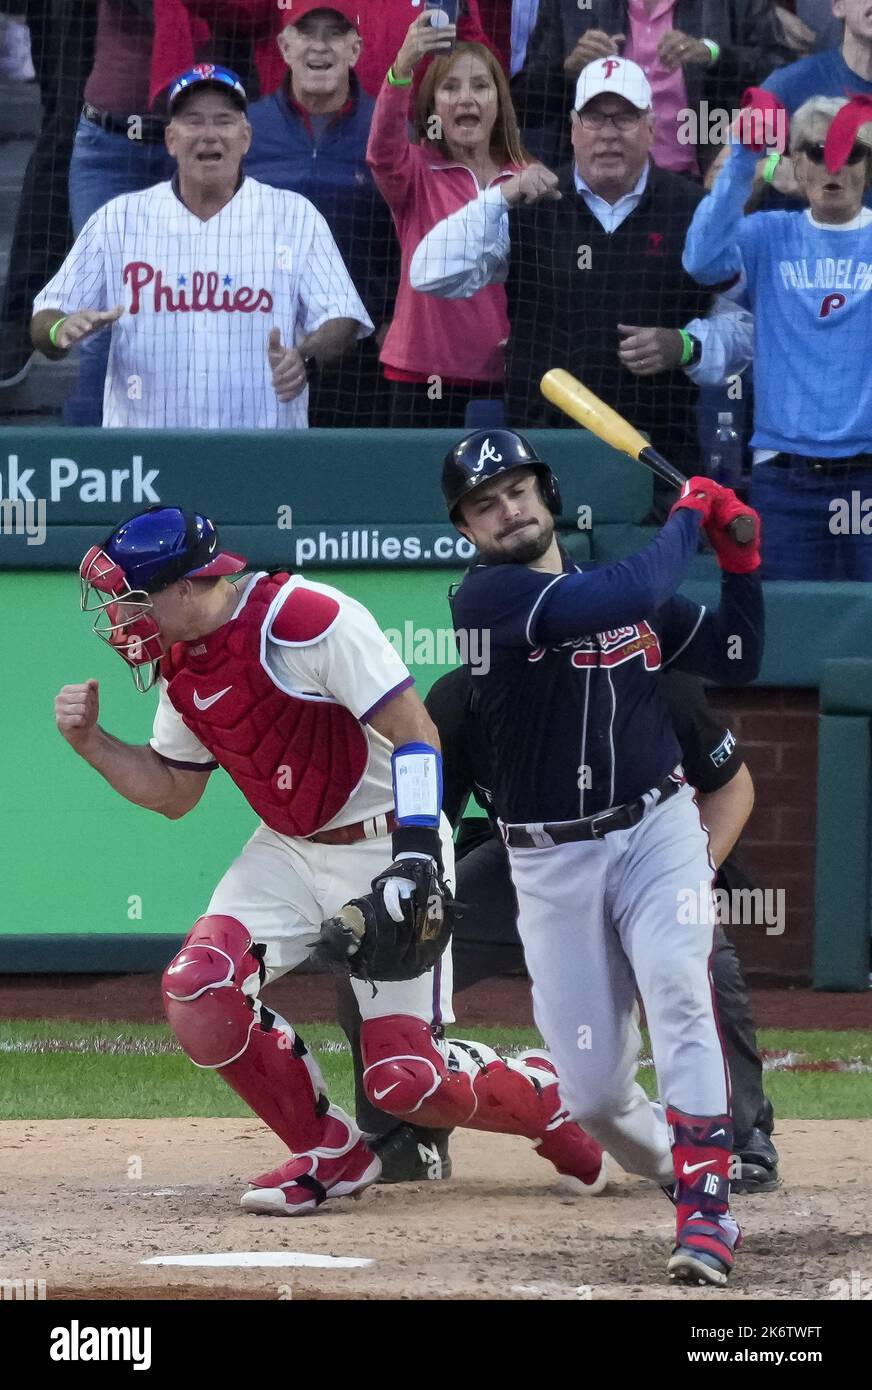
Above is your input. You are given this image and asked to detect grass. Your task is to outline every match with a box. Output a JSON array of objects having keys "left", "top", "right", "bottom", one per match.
[{"left": 2, "top": 1022, "right": 872, "bottom": 1122}]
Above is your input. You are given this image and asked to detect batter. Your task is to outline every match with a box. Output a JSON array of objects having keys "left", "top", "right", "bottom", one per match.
[{"left": 444, "top": 427, "right": 764, "bottom": 1286}]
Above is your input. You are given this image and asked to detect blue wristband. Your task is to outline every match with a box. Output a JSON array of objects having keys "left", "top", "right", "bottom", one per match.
[{"left": 391, "top": 742, "right": 442, "bottom": 828}]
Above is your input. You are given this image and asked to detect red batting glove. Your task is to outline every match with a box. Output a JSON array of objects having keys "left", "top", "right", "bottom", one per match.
[
  {"left": 669, "top": 475, "right": 723, "bottom": 528},
  {"left": 704, "top": 490, "right": 762, "bottom": 574},
  {"left": 736, "top": 87, "right": 789, "bottom": 154}
]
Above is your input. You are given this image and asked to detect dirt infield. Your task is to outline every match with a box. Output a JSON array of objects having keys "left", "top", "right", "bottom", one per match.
[
  {"left": 2, "top": 1119, "right": 871, "bottom": 1301},
  {"left": 3, "top": 972, "right": 872, "bottom": 1028}
]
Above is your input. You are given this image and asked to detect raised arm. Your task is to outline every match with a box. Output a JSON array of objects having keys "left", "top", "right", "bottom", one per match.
[
  {"left": 55, "top": 680, "right": 211, "bottom": 819},
  {"left": 366, "top": 12, "right": 457, "bottom": 209},
  {"left": 682, "top": 145, "right": 759, "bottom": 286},
  {"left": 410, "top": 165, "right": 559, "bottom": 298},
  {"left": 533, "top": 508, "right": 704, "bottom": 645},
  {"left": 410, "top": 187, "right": 511, "bottom": 298}
]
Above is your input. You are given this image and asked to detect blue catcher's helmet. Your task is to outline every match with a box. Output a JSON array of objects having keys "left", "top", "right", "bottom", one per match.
[
  {"left": 79, "top": 507, "right": 247, "bottom": 691},
  {"left": 441, "top": 428, "right": 562, "bottom": 522}
]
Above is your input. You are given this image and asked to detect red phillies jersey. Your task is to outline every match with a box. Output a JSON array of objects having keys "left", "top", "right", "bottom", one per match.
[{"left": 160, "top": 573, "right": 370, "bottom": 837}]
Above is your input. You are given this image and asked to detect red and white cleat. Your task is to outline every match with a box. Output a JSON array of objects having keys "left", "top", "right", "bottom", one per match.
[
  {"left": 241, "top": 1108, "right": 382, "bottom": 1216},
  {"left": 515, "top": 1050, "right": 610, "bottom": 1196}
]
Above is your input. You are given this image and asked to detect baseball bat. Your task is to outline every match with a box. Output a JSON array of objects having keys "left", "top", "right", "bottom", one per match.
[{"left": 540, "top": 368, "right": 756, "bottom": 546}]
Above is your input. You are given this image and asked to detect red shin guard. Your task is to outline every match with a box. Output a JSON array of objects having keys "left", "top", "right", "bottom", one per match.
[{"left": 361, "top": 1015, "right": 560, "bottom": 1137}]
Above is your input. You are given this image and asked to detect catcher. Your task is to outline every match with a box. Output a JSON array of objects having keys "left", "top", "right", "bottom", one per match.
[{"left": 55, "top": 505, "right": 606, "bottom": 1216}]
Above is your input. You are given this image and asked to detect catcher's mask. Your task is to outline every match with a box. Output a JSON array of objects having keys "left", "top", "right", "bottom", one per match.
[{"left": 80, "top": 506, "right": 247, "bottom": 692}]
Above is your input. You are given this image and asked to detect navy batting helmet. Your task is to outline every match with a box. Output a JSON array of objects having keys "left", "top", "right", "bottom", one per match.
[{"left": 441, "top": 429, "right": 562, "bottom": 522}]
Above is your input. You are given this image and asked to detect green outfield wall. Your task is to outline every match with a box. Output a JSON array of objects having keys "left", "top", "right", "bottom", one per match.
[
  {"left": 3, "top": 429, "right": 872, "bottom": 981},
  {"left": 0, "top": 568, "right": 467, "bottom": 951}
]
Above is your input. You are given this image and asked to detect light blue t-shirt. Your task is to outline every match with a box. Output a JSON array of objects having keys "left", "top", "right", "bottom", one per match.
[{"left": 683, "top": 146, "right": 872, "bottom": 457}]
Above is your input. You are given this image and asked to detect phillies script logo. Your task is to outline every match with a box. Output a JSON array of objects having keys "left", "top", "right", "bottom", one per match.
[
  {"left": 601, "top": 58, "right": 621, "bottom": 80},
  {"left": 819, "top": 292, "right": 847, "bottom": 318},
  {"left": 529, "top": 621, "right": 661, "bottom": 669},
  {"left": 123, "top": 262, "right": 274, "bottom": 314}
]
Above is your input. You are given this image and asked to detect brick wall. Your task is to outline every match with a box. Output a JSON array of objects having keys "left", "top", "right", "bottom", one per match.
[{"left": 711, "top": 688, "right": 818, "bottom": 986}]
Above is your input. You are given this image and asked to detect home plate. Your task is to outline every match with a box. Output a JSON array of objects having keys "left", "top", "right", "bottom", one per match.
[{"left": 141, "top": 1252, "right": 373, "bottom": 1269}]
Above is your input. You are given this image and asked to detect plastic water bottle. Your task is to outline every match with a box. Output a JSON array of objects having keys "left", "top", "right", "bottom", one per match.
[{"left": 708, "top": 412, "right": 743, "bottom": 488}]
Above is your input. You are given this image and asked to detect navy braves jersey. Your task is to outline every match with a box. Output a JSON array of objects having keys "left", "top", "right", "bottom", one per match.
[
  {"left": 425, "top": 665, "right": 746, "bottom": 827},
  {"left": 451, "top": 512, "right": 763, "bottom": 823}
]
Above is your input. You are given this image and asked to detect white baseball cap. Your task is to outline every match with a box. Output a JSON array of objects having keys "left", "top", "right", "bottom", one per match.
[{"left": 573, "top": 56, "right": 652, "bottom": 113}]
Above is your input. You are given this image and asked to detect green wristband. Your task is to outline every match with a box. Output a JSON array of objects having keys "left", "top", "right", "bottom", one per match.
[
  {"left": 678, "top": 329, "right": 694, "bottom": 367},
  {"left": 762, "top": 152, "right": 781, "bottom": 184},
  {"left": 48, "top": 316, "right": 68, "bottom": 347},
  {"left": 387, "top": 65, "right": 413, "bottom": 87},
  {"left": 702, "top": 39, "right": 720, "bottom": 63}
]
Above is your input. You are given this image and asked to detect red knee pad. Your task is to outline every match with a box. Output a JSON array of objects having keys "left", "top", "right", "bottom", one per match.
[
  {"left": 163, "top": 914, "right": 326, "bottom": 1152},
  {"left": 162, "top": 914, "right": 264, "bottom": 1068},
  {"left": 361, "top": 1015, "right": 457, "bottom": 1120}
]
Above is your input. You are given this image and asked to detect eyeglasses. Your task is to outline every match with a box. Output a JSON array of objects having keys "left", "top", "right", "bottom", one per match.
[
  {"left": 577, "top": 109, "right": 643, "bottom": 132},
  {"left": 799, "top": 141, "right": 868, "bottom": 166}
]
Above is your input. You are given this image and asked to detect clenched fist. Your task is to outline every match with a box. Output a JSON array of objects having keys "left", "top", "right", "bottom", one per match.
[
  {"left": 55, "top": 679, "right": 100, "bottom": 751},
  {"left": 501, "top": 163, "right": 561, "bottom": 207}
]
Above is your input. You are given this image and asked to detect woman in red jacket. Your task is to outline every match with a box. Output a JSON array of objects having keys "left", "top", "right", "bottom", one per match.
[{"left": 369, "top": 11, "right": 529, "bottom": 427}]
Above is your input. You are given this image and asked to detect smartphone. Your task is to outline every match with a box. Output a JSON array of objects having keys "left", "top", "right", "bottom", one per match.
[{"left": 426, "top": 1, "right": 460, "bottom": 33}]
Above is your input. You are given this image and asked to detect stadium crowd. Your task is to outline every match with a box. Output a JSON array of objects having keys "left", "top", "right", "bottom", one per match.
[{"left": 2, "top": 1, "right": 871, "bottom": 574}]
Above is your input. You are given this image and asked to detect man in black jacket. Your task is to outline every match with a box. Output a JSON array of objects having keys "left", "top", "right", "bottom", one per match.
[
  {"left": 410, "top": 58, "right": 724, "bottom": 486},
  {"left": 511, "top": 0, "right": 791, "bottom": 173}
]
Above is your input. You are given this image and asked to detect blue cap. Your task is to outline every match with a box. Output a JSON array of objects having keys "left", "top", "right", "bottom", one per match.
[{"left": 168, "top": 65, "right": 248, "bottom": 115}]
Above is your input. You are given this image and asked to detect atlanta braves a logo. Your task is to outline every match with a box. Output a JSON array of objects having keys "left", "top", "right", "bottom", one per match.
[
  {"left": 192, "top": 63, "right": 216, "bottom": 78},
  {"left": 529, "top": 621, "right": 661, "bottom": 670},
  {"left": 123, "top": 262, "right": 274, "bottom": 315},
  {"left": 473, "top": 437, "right": 503, "bottom": 473}
]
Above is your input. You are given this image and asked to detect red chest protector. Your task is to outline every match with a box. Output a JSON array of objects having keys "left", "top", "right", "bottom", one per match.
[{"left": 161, "top": 573, "right": 369, "bottom": 837}]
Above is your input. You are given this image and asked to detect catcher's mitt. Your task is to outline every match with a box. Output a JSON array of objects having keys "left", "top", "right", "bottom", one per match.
[{"left": 313, "top": 856, "right": 457, "bottom": 983}]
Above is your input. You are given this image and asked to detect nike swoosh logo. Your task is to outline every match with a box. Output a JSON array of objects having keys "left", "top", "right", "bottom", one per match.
[
  {"left": 711, "top": 1129, "right": 726, "bottom": 1139},
  {"left": 682, "top": 1159, "right": 717, "bottom": 1176},
  {"left": 193, "top": 685, "right": 232, "bottom": 711},
  {"left": 373, "top": 1083, "right": 400, "bottom": 1101}
]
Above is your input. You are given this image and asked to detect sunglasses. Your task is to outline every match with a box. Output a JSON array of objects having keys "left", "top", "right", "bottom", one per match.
[{"left": 798, "top": 141, "right": 868, "bottom": 166}]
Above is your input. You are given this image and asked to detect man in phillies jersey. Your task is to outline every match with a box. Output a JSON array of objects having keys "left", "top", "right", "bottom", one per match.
[
  {"left": 683, "top": 93, "right": 872, "bottom": 579},
  {"left": 55, "top": 506, "right": 607, "bottom": 1216},
  {"left": 30, "top": 65, "right": 372, "bottom": 429},
  {"left": 445, "top": 428, "right": 764, "bottom": 1286}
]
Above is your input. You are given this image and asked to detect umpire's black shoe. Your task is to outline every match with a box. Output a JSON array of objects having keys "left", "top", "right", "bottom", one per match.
[
  {"left": 370, "top": 1124, "right": 452, "bottom": 1183},
  {"left": 732, "top": 1128, "right": 780, "bottom": 1193}
]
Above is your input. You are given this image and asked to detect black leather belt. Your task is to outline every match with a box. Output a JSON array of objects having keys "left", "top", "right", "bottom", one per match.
[
  {"left": 501, "top": 774, "right": 684, "bottom": 849},
  {"left": 82, "top": 102, "right": 167, "bottom": 144},
  {"left": 768, "top": 452, "right": 872, "bottom": 474}
]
